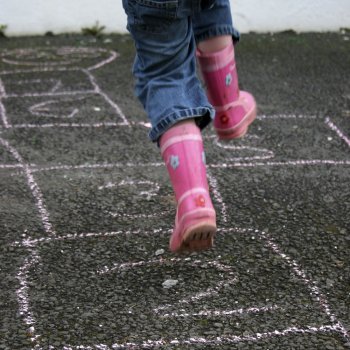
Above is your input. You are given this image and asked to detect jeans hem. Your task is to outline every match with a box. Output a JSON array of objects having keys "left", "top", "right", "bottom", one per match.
[
  {"left": 195, "top": 25, "right": 240, "bottom": 44},
  {"left": 149, "top": 106, "right": 215, "bottom": 142}
]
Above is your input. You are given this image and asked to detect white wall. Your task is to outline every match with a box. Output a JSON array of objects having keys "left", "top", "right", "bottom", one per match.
[{"left": 1, "top": 0, "right": 350, "bottom": 36}]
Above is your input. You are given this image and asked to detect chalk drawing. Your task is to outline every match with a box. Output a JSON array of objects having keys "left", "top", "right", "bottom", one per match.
[
  {"left": 0, "top": 46, "right": 348, "bottom": 349},
  {"left": 98, "top": 179, "right": 172, "bottom": 219},
  {"left": 10, "top": 227, "right": 350, "bottom": 348},
  {"left": 0, "top": 47, "right": 128, "bottom": 126},
  {"left": 29, "top": 100, "right": 79, "bottom": 119},
  {"left": 0, "top": 47, "right": 118, "bottom": 69},
  {"left": 325, "top": 116, "right": 350, "bottom": 148}
]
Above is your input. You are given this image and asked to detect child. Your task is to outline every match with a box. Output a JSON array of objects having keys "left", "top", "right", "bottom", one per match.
[{"left": 122, "top": 0, "right": 256, "bottom": 252}]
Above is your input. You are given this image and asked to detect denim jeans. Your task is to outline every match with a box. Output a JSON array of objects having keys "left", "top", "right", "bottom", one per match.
[{"left": 122, "top": 0, "right": 240, "bottom": 142}]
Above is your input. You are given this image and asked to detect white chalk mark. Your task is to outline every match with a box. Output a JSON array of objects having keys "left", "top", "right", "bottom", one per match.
[
  {"left": 0, "top": 121, "right": 151, "bottom": 129},
  {"left": 96, "top": 256, "right": 238, "bottom": 318},
  {"left": 83, "top": 69, "right": 129, "bottom": 125},
  {"left": 22, "top": 159, "right": 349, "bottom": 177},
  {"left": 87, "top": 50, "right": 119, "bottom": 71},
  {"left": 12, "top": 229, "right": 169, "bottom": 247},
  {"left": 4, "top": 90, "right": 96, "bottom": 98},
  {"left": 4, "top": 122, "right": 128, "bottom": 129},
  {"left": 155, "top": 276, "right": 238, "bottom": 314},
  {"left": 0, "top": 67, "right": 80, "bottom": 76},
  {"left": 213, "top": 138, "right": 275, "bottom": 161},
  {"left": 64, "top": 325, "right": 342, "bottom": 349},
  {"left": 210, "top": 159, "right": 350, "bottom": 168},
  {"left": 257, "top": 229, "right": 350, "bottom": 341},
  {"left": 16, "top": 249, "right": 41, "bottom": 342},
  {"left": 0, "top": 136, "right": 55, "bottom": 235},
  {"left": 325, "top": 117, "right": 350, "bottom": 148},
  {"left": 207, "top": 170, "right": 228, "bottom": 223},
  {"left": 29, "top": 100, "right": 79, "bottom": 119},
  {"left": 0, "top": 77, "right": 6, "bottom": 97},
  {"left": 99, "top": 179, "right": 171, "bottom": 219},
  {"left": 98, "top": 180, "right": 160, "bottom": 200},
  {"left": 0, "top": 78, "right": 10, "bottom": 128},
  {"left": 107, "top": 210, "right": 171, "bottom": 219},
  {"left": 97, "top": 257, "right": 233, "bottom": 276},
  {"left": 7, "top": 78, "right": 63, "bottom": 94},
  {"left": 50, "top": 80, "right": 63, "bottom": 93},
  {"left": 0, "top": 100, "right": 10, "bottom": 128},
  {"left": 257, "top": 114, "right": 318, "bottom": 120},
  {"left": 30, "top": 162, "right": 163, "bottom": 174},
  {"left": 0, "top": 47, "right": 118, "bottom": 68},
  {"left": 160, "top": 304, "right": 280, "bottom": 318},
  {"left": 0, "top": 163, "right": 23, "bottom": 169}
]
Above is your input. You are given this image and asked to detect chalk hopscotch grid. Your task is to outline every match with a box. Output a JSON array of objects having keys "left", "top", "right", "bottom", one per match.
[
  {"left": 0, "top": 47, "right": 349, "bottom": 348},
  {"left": 11, "top": 227, "right": 350, "bottom": 349},
  {"left": 0, "top": 48, "right": 129, "bottom": 126}
]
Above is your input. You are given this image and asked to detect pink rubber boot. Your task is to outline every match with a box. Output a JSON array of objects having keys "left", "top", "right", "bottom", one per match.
[
  {"left": 160, "top": 120, "right": 217, "bottom": 253},
  {"left": 197, "top": 42, "right": 257, "bottom": 140}
]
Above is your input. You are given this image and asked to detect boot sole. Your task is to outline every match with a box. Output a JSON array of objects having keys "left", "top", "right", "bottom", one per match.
[
  {"left": 178, "top": 220, "right": 217, "bottom": 253},
  {"left": 216, "top": 104, "right": 257, "bottom": 140}
]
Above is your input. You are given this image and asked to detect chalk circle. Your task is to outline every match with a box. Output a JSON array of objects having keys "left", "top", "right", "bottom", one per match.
[
  {"left": 213, "top": 137, "right": 275, "bottom": 161},
  {"left": 0, "top": 47, "right": 118, "bottom": 68},
  {"left": 99, "top": 179, "right": 171, "bottom": 219}
]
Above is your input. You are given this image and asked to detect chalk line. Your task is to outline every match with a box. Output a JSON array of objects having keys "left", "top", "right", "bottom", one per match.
[
  {"left": 0, "top": 67, "right": 81, "bottom": 76},
  {"left": 0, "top": 136, "right": 55, "bottom": 236},
  {"left": 0, "top": 77, "right": 6, "bottom": 97},
  {"left": 240, "top": 227, "right": 350, "bottom": 342},
  {"left": 0, "top": 78, "right": 10, "bottom": 128},
  {"left": 30, "top": 162, "right": 163, "bottom": 173},
  {"left": 0, "top": 121, "right": 150, "bottom": 129},
  {"left": 83, "top": 69, "right": 129, "bottom": 125},
  {"left": 0, "top": 163, "right": 23, "bottom": 169},
  {"left": 160, "top": 304, "right": 280, "bottom": 318},
  {"left": 62, "top": 325, "right": 341, "bottom": 349},
  {"left": 12, "top": 229, "right": 169, "bottom": 247},
  {"left": 24, "top": 159, "right": 350, "bottom": 176},
  {"left": 325, "top": 117, "right": 350, "bottom": 148},
  {"left": 29, "top": 100, "right": 79, "bottom": 119},
  {"left": 207, "top": 170, "right": 228, "bottom": 223},
  {"left": 257, "top": 114, "right": 318, "bottom": 120},
  {"left": 0, "top": 47, "right": 117, "bottom": 69},
  {"left": 4, "top": 122, "right": 128, "bottom": 129},
  {"left": 88, "top": 50, "right": 119, "bottom": 71},
  {"left": 210, "top": 159, "right": 350, "bottom": 168},
  {"left": 15, "top": 249, "right": 41, "bottom": 343},
  {"left": 4, "top": 90, "right": 96, "bottom": 98}
]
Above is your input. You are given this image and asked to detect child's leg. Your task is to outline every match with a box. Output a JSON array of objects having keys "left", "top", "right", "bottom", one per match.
[
  {"left": 193, "top": 1, "right": 257, "bottom": 140},
  {"left": 160, "top": 119, "right": 216, "bottom": 252},
  {"left": 122, "top": 1, "right": 217, "bottom": 252}
]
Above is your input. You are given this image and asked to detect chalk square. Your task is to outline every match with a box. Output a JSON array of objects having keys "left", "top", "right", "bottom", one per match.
[
  {"left": 24, "top": 227, "right": 331, "bottom": 348},
  {"left": 1, "top": 126, "right": 157, "bottom": 166},
  {"left": 34, "top": 165, "right": 174, "bottom": 235},
  {"left": 2, "top": 94, "right": 125, "bottom": 125}
]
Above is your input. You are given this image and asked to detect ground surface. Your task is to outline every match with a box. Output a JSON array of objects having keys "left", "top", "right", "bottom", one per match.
[{"left": 0, "top": 32, "right": 349, "bottom": 350}]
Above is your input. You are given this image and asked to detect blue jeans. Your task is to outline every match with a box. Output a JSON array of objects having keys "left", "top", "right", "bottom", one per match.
[{"left": 122, "top": 0, "right": 240, "bottom": 142}]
